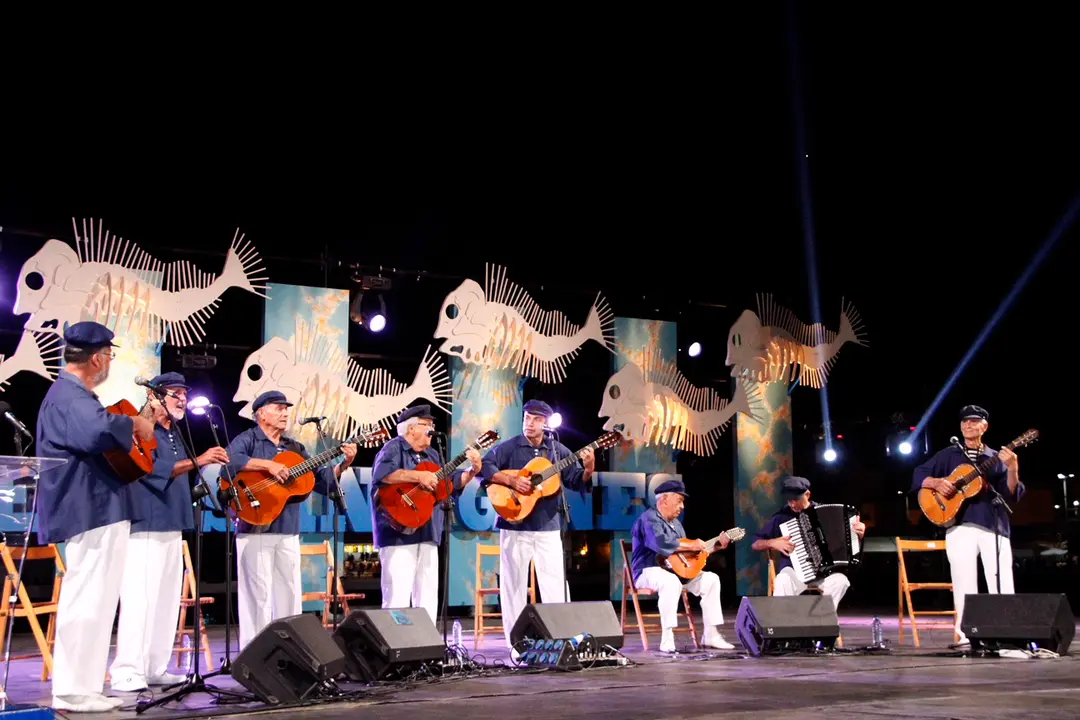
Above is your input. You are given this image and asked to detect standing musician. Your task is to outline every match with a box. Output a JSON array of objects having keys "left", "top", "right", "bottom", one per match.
[
  {"left": 751, "top": 475, "right": 866, "bottom": 608},
  {"left": 480, "top": 399, "right": 594, "bottom": 650},
  {"left": 35, "top": 322, "right": 155, "bottom": 713},
  {"left": 110, "top": 372, "right": 230, "bottom": 692},
  {"left": 630, "top": 479, "right": 735, "bottom": 651},
  {"left": 371, "top": 404, "right": 482, "bottom": 624},
  {"left": 912, "top": 404, "right": 1023, "bottom": 647},
  {"left": 224, "top": 390, "right": 357, "bottom": 649}
]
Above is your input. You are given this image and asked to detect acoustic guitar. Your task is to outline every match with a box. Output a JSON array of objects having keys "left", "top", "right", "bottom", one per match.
[
  {"left": 917, "top": 428, "right": 1039, "bottom": 527},
  {"left": 221, "top": 426, "right": 389, "bottom": 526},
  {"left": 656, "top": 527, "right": 746, "bottom": 581},
  {"left": 486, "top": 430, "right": 622, "bottom": 524},
  {"left": 375, "top": 430, "right": 500, "bottom": 530},
  {"left": 103, "top": 396, "right": 158, "bottom": 483}
]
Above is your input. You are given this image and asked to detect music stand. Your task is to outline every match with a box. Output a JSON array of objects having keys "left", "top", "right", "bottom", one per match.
[{"left": 0, "top": 455, "right": 67, "bottom": 711}]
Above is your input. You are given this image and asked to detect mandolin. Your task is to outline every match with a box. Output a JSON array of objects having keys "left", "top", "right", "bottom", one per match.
[
  {"left": 486, "top": 430, "right": 622, "bottom": 524},
  {"left": 656, "top": 527, "right": 746, "bottom": 581},
  {"left": 375, "top": 430, "right": 500, "bottom": 530},
  {"left": 221, "top": 426, "right": 389, "bottom": 525},
  {"left": 103, "top": 396, "right": 158, "bottom": 483},
  {"left": 917, "top": 429, "right": 1039, "bottom": 527}
]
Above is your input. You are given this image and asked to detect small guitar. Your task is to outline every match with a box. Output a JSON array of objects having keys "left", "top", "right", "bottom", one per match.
[
  {"left": 917, "top": 429, "right": 1039, "bottom": 527},
  {"left": 656, "top": 527, "right": 746, "bottom": 581},
  {"left": 103, "top": 396, "right": 158, "bottom": 483},
  {"left": 486, "top": 430, "right": 623, "bottom": 524},
  {"left": 375, "top": 430, "right": 500, "bottom": 530},
  {"left": 221, "top": 426, "right": 390, "bottom": 525}
]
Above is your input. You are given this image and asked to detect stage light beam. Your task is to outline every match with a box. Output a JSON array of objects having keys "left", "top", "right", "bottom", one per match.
[
  {"left": 899, "top": 441, "right": 913, "bottom": 455},
  {"left": 822, "top": 448, "right": 837, "bottom": 463},
  {"left": 688, "top": 342, "right": 702, "bottom": 357}
]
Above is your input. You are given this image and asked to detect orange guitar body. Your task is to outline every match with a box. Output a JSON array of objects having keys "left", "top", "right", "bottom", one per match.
[
  {"left": 376, "top": 460, "right": 456, "bottom": 529},
  {"left": 486, "top": 456, "right": 562, "bottom": 524},
  {"left": 103, "top": 399, "right": 157, "bottom": 483},
  {"left": 661, "top": 539, "right": 710, "bottom": 580},
  {"left": 917, "top": 464, "right": 986, "bottom": 527},
  {"left": 220, "top": 449, "right": 315, "bottom": 526}
]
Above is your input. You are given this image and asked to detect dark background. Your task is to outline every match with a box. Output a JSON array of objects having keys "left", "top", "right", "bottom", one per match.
[{"left": 2, "top": 4, "right": 1078, "bottom": 612}]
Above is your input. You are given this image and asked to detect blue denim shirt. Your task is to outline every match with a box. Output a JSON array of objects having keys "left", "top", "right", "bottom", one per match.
[
  {"left": 630, "top": 507, "right": 684, "bottom": 581},
  {"left": 480, "top": 434, "right": 587, "bottom": 532}
]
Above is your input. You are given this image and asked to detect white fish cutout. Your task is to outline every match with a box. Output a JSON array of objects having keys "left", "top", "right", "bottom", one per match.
[
  {"left": 13, "top": 218, "right": 269, "bottom": 347},
  {"left": 434, "top": 263, "right": 615, "bottom": 385},
  {"left": 726, "top": 294, "right": 867, "bottom": 389},
  {"left": 598, "top": 345, "right": 765, "bottom": 457},
  {"left": 0, "top": 331, "right": 63, "bottom": 391},
  {"left": 234, "top": 316, "right": 453, "bottom": 443}
]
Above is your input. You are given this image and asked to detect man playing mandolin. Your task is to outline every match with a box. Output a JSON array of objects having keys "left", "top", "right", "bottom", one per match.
[
  {"left": 630, "top": 479, "right": 734, "bottom": 651},
  {"left": 371, "top": 404, "right": 482, "bottom": 625},
  {"left": 912, "top": 404, "right": 1023, "bottom": 648},
  {"left": 225, "top": 390, "right": 357, "bottom": 649}
]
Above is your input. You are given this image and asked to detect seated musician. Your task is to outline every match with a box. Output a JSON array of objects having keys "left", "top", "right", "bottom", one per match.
[
  {"left": 630, "top": 479, "right": 734, "bottom": 652},
  {"left": 371, "top": 404, "right": 482, "bottom": 625},
  {"left": 751, "top": 475, "right": 865, "bottom": 608},
  {"left": 225, "top": 390, "right": 357, "bottom": 649}
]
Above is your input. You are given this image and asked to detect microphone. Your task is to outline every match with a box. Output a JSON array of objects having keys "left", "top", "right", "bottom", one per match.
[
  {"left": 425, "top": 429, "right": 436, "bottom": 437},
  {"left": 949, "top": 436, "right": 961, "bottom": 447},
  {"left": 134, "top": 376, "right": 182, "bottom": 399},
  {"left": 0, "top": 401, "right": 32, "bottom": 439},
  {"left": 542, "top": 427, "right": 555, "bottom": 435},
  {"left": 299, "top": 416, "right": 326, "bottom": 426}
]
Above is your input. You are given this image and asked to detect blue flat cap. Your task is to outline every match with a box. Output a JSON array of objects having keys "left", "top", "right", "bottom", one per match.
[
  {"left": 654, "top": 478, "right": 689, "bottom": 497},
  {"left": 398, "top": 404, "right": 434, "bottom": 423},
  {"left": 252, "top": 390, "right": 293, "bottom": 414},
  {"left": 64, "top": 321, "right": 119, "bottom": 349},
  {"left": 960, "top": 405, "right": 988, "bottom": 421},
  {"left": 150, "top": 371, "right": 190, "bottom": 390},
  {"left": 523, "top": 399, "right": 554, "bottom": 418},
  {"left": 781, "top": 475, "right": 811, "bottom": 496}
]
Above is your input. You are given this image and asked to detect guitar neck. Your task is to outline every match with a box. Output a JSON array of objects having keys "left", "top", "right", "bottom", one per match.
[
  {"left": 539, "top": 440, "right": 597, "bottom": 480},
  {"left": 959, "top": 438, "right": 1021, "bottom": 485},
  {"left": 435, "top": 441, "right": 481, "bottom": 480},
  {"left": 290, "top": 434, "right": 364, "bottom": 478},
  {"left": 704, "top": 530, "right": 731, "bottom": 551}
]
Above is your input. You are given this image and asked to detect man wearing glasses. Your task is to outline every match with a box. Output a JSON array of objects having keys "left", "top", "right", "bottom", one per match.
[
  {"left": 36, "top": 321, "right": 156, "bottom": 712},
  {"left": 371, "top": 404, "right": 482, "bottom": 624}
]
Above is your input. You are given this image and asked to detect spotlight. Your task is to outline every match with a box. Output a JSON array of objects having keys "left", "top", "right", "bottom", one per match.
[
  {"left": 188, "top": 396, "right": 211, "bottom": 416},
  {"left": 368, "top": 313, "right": 386, "bottom": 332},
  {"left": 548, "top": 412, "right": 562, "bottom": 429},
  {"left": 350, "top": 275, "right": 390, "bottom": 332},
  {"left": 899, "top": 441, "right": 913, "bottom": 455},
  {"left": 822, "top": 448, "right": 837, "bottom": 463},
  {"left": 687, "top": 342, "right": 702, "bottom": 357}
]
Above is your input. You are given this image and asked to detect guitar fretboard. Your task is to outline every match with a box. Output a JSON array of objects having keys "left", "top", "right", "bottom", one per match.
[
  {"left": 288, "top": 432, "right": 374, "bottom": 479},
  {"left": 956, "top": 438, "right": 1022, "bottom": 487},
  {"left": 435, "top": 440, "right": 485, "bottom": 480},
  {"left": 535, "top": 440, "right": 599, "bottom": 483}
]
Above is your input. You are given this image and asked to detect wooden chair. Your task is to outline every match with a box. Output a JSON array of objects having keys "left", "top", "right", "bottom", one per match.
[
  {"left": 300, "top": 540, "right": 366, "bottom": 628},
  {"left": 0, "top": 543, "right": 65, "bottom": 681},
  {"left": 173, "top": 539, "right": 215, "bottom": 670},
  {"left": 618, "top": 540, "right": 699, "bottom": 651},
  {"left": 768, "top": 552, "right": 843, "bottom": 648},
  {"left": 896, "top": 537, "right": 957, "bottom": 647},
  {"left": 473, "top": 544, "right": 535, "bottom": 650}
]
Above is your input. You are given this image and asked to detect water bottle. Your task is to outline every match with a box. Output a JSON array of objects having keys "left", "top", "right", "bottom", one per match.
[
  {"left": 452, "top": 619, "right": 462, "bottom": 648},
  {"left": 182, "top": 635, "right": 193, "bottom": 672},
  {"left": 871, "top": 616, "right": 883, "bottom": 647}
]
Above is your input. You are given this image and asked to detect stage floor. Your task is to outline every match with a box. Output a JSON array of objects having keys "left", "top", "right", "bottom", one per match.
[{"left": 3, "top": 613, "right": 1079, "bottom": 719}]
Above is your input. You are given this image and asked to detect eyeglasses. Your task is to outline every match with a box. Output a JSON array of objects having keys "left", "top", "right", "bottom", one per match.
[{"left": 98, "top": 350, "right": 116, "bottom": 359}]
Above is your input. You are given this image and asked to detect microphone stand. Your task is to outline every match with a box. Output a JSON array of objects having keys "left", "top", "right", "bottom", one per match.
[
  {"left": 2, "top": 420, "right": 35, "bottom": 706},
  {"left": 434, "top": 431, "right": 454, "bottom": 648},
  {"left": 548, "top": 428, "right": 572, "bottom": 604},
  {"left": 137, "top": 400, "right": 250, "bottom": 713},
  {"left": 310, "top": 418, "right": 347, "bottom": 631}
]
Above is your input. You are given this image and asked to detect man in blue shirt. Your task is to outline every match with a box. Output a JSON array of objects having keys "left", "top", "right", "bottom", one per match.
[
  {"left": 630, "top": 479, "right": 734, "bottom": 652},
  {"left": 110, "top": 372, "right": 230, "bottom": 692},
  {"left": 481, "top": 399, "right": 594, "bottom": 649},
  {"left": 912, "top": 404, "right": 1022, "bottom": 647},
  {"left": 36, "top": 321, "right": 155, "bottom": 713},
  {"left": 751, "top": 476, "right": 865, "bottom": 608},
  {"left": 225, "top": 390, "right": 357, "bottom": 649},
  {"left": 371, "top": 404, "right": 482, "bottom": 625}
]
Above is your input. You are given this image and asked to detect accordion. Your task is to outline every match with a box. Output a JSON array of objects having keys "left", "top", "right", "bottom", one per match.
[{"left": 778, "top": 503, "right": 862, "bottom": 584}]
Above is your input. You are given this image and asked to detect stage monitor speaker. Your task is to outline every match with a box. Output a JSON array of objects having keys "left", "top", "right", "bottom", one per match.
[
  {"left": 509, "top": 601, "right": 624, "bottom": 650},
  {"left": 231, "top": 613, "right": 346, "bottom": 705},
  {"left": 961, "top": 593, "right": 1074, "bottom": 654},
  {"left": 735, "top": 595, "right": 840, "bottom": 657},
  {"left": 332, "top": 607, "right": 445, "bottom": 681}
]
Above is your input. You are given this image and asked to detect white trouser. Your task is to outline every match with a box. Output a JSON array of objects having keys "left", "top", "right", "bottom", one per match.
[
  {"left": 379, "top": 542, "right": 439, "bottom": 626},
  {"left": 236, "top": 533, "right": 302, "bottom": 650},
  {"left": 634, "top": 567, "right": 724, "bottom": 629},
  {"left": 773, "top": 566, "right": 851, "bottom": 610},
  {"left": 499, "top": 530, "right": 568, "bottom": 647},
  {"left": 110, "top": 531, "right": 184, "bottom": 683},
  {"left": 946, "top": 523, "right": 1014, "bottom": 638},
  {"left": 52, "top": 520, "right": 130, "bottom": 698}
]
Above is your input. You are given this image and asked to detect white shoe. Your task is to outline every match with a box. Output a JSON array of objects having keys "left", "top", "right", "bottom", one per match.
[
  {"left": 53, "top": 694, "right": 117, "bottom": 712},
  {"left": 659, "top": 629, "right": 676, "bottom": 653},
  {"left": 148, "top": 672, "right": 188, "bottom": 686},
  {"left": 111, "top": 675, "right": 148, "bottom": 692},
  {"left": 95, "top": 694, "right": 125, "bottom": 708},
  {"left": 703, "top": 629, "right": 735, "bottom": 650}
]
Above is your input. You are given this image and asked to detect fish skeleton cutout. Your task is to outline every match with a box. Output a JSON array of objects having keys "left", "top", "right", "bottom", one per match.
[
  {"left": 13, "top": 217, "right": 269, "bottom": 347},
  {"left": 0, "top": 331, "right": 63, "bottom": 391},
  {"left": 234, "top": 316, "right": 453, "bottom": 441},
  {"left": 434, "top": 263, "right": 616, "bottom": 384},
  {"left": 726, "top": 294, "right": 867, "bottom": 389},
  {"left": 599, "top": 344, "right": 765, "bottom": 457}
]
